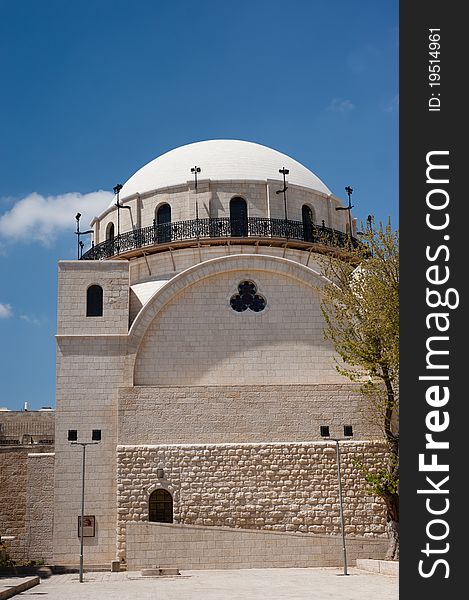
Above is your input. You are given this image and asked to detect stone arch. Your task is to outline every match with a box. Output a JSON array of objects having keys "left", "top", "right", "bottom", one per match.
[
  {"left": 125, "top": 254, "right": 332, "bottom": 385},
  {"left": 148, "top": 488, "right": 173, "bottom": 523}
]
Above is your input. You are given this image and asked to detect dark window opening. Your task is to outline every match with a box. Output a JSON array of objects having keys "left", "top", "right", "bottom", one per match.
[
  {"left": 86, "top": 285, "right": 103, "bottom": 317},
  {"left": 230, "top": 280, "right": 266, "bottom": 313},
  {"left": 344, "top": 425, "right": 353, "bottom": 437},
  {"left": 320, "top": 425, "right": 330, "bottom": 437},
  {"left": 106, "top": 222, "right": 115, "bottom": 241},
  {"left": 149, "top": 489, "right": 173, "bottom": 523},
  {"left": 230, "top": 197, "right": 248, "bottom": 237},
  {"left": 302, "top": 205, "right": 315, "bottom": 242},
  {"left": 156, "top": 204, "right": 172, "bottom": 243}
]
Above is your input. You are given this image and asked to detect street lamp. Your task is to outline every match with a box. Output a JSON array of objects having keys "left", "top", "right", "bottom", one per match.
[
  {"left": 276, "top": 167, "right": 290, "bottom": 223},
  {"left": 113, "top": 184, "right": 131, "bottom": 254},
  {"left": 68, "top": 428, "right": 102, "bottom": 583},
  {"left": 75, "top": 213, "right": 93, "bottom": 260},
  {"left": 335, "top": 186, "right": 354, "bottom": 237},
  {"left": 320, "top": 424, "right": 354, "bottom": 575},
  {"left": 191, "top": 166, "right": 201, "bottom": 220}
]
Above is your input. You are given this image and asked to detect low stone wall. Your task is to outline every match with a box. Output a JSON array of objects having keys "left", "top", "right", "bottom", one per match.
[
  {"left": 25, "top": 453, "right": 55, "bottom": 562},
  {"left": 0, "top": 448, "right": 29, "bottom": 562},
  {"left": 117, "top": 441, "right": 387, "bottom": 559},
  {"left": 126, "top": 522, "right": 388, "bottom": 570},
  {"left": 0, "top": 447, "right": 54, "bottom": 562}
]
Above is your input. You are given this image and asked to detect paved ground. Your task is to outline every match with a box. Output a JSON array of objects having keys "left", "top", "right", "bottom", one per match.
[{"left": 13, "top": 568, "right": 398, "bottom": 600}]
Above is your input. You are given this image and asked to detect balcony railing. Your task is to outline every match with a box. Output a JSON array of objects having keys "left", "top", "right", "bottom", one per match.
[{"left": 80, "top": 217, "right": 358, "bottom": 260}]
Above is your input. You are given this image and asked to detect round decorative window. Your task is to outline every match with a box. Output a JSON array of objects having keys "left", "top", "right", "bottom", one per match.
[{"left": 230, "top": 280, "right": 266, "bottom": 313}]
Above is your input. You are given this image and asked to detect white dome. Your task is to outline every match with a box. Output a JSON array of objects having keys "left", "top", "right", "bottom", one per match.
[{"left": 111, "top": 139, "right": 331, "bottom": 207}]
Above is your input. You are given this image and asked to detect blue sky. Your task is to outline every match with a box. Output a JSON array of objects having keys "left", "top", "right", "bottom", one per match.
[{"left": 0, "top": 0, "right": 398, "bottom": 411}]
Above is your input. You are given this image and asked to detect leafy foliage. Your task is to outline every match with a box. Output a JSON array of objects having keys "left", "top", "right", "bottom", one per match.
[{"left": 320, "top": 220, "right": 399, "bottom": 559}]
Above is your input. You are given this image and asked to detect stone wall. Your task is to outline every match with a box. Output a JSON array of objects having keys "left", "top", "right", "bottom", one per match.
[
  {"left": 0, "top": 447, "right": 54, "bottom": 562},
  {"left": 118, "top": 385, "right": 381, "bottom": 445},
  {"left": 55, "top": 261, "right": 129, "bottom": 564},
  {"left": 54, "top": 334, "right": 126, "bottom": 565},
  {"left": 0, "top": 447, "right": 28, "bottom": 561},
  {"left": 126, "top": 522, "right": 388, "bottom": 570},
  {"left": 128, "top": 244, "right": 328, "bottom": 287},
  {"left": 25, "top": 453, "right": 55, "bottom": 562},
  {"left": 116, "top": 441, "right": 387, "bottom": 560},
  {"left": 57, "top": 261, "right": 129, "bottom": 336},
  {"left": 0, "top": 410, "right": 54, "bottom": 445},
  {"left": 133, "top": 267, "right": 345, "bottom": 386}
]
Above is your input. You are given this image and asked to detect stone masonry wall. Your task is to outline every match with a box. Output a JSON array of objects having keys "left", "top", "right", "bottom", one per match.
[
  {"left": 118, "top": 385, "right": 381, "bottom": 445},
  {"left": 57, "top": 261, "right": 129, "bottom": 336},
  {"left": 55, "top": 260, "right": 130, "bottom": 565},
  {"left": 0, "top": 447, "right": 54, "bottom": 562},
  {"left": 133, "top": 268, "right": 346, "bottom": 386},
  {"left": 116, "top": 441, "right": 387, "bottom": 560},
  {"left": 126, "top": 522, "right": 388, "bottom": 570},
  {"left": 0, "top": 447, "right": 28, "bottom": 561},
  {"left": 25, "top": 453, "right": 55, "bottom": 562},
  {"left": 54, "top": 335, "right": 126, "bottom": 565}
]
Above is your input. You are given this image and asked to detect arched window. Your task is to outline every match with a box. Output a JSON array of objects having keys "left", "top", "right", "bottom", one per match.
[
  {"left": 86, "top": 285, "right": 103, "bottom": 317},
  {"left": 155, "top": 203, "right": 172, "bottom": 243},
  {"left": 302, "top": 205, "right": 315, "bottom": 242},
  {"left": 230, "top": 197, "right": 248, "bottom": 237},
  {"left": 106, "top": 222, "right": 115, "bottom": 241},
  {"left": 149, "top": 489, "right": 173, "bottom": 523}
]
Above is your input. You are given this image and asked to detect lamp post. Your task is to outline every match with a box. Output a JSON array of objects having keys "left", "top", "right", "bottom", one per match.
[
  {"left": 335, "top": 186, "right": 354, "bottom": 237},
  {"left": 75, "top": 213, "right": 93, "bottom": 260},
  {"left": 276, "top": 167, "right": 290, "bottom": 222},
  {"left": 321, "top": 425, "right": 353, "bottom": 575},
  {"left": 68, "top": 429, "right": 101, "bottom": 583},
  {"left": 113, "top": 184, "right": 131, "bottom": 254},
  {"left": 191, "top": 166, "right": 201, "bottom": 220}
]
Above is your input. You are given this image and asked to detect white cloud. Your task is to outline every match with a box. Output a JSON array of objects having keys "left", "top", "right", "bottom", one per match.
[
  {"left": 384, "top": 94, "right": 399, "bottom": 113},
  {"left": 20, "top": 314, "right": 46, "bottom": 326},
  {"left": 0, "top": 190, "right": 114, "bottom": 245},
  {"left": 326, "top": 98, "right": 355, "bottom": 113},
  {"left": 0, "top": 303, "right": 13, "bottom": 319}
]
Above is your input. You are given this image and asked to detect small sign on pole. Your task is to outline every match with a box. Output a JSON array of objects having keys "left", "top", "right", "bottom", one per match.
[{"left": 78, "top": 515, "right": 95, "bottom": 538}]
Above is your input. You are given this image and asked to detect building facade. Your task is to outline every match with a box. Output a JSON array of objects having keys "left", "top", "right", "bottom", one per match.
[{"left": 53, "top": 140, "right": 388, "bottom": 567}]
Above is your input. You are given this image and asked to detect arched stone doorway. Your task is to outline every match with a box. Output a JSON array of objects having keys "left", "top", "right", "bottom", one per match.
[{"left": 149, "top": 489, "right": 173, "bottom": 523}]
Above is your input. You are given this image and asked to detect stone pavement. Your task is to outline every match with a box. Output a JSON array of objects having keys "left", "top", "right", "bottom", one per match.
[{"left": 14, "top": 568, "right": 398, "bottom": 600}]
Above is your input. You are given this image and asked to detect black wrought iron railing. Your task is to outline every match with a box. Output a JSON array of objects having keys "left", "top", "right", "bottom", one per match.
[{"left": 80, "top": 217, "right": 357, "bottom": 260}]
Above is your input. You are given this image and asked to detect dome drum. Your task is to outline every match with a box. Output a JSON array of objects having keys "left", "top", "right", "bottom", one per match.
[{"left": 84, "top": 140, "right": 357, "bottom": 260}]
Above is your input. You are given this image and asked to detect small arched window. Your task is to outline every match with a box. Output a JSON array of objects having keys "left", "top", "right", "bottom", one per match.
[
  {"left": 149, "top": 489, "right": 173, "bottom": 523},
  {"left": 302, "top": 205, "right": 315, "bottom": 242},
  {"left": 86, "top": 285, "right": 103, "bottom": 317},
  {"left": 230, "top": 197, "right": 248, "bottom": 237},
  {"left": 155, "top": 203, "right": 172, "bottom": 243},
  {"left": 106, "top": 222, "right": 115, "bottom": 241}
]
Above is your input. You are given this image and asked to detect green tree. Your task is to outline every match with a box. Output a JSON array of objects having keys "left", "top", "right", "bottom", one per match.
[{"left": 320, "top": 221, "right": 399, "bottom": 560}]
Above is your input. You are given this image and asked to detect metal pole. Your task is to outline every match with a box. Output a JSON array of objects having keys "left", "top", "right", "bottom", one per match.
[
  {"left": 282, "top": 171, "right": 288, "bottom": 221},
  {"left": 345, "top": 187, "right": 353, "bottom": 236},
  {"left": 116, "top": 200, "right": 120, "bottom": 254},
  {"left": 79, "top": 443, "right": 85, "bottom": 583},
  {"left": 335, "top": 440, "right": 348, "bottom": 575},
  {"left": 76, "top": 219, "right": 80, "bottom": 260}
]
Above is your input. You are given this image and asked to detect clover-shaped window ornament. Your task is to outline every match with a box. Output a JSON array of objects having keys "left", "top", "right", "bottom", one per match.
[{"left": 230, "top": 280, "right": 266, "bottom": 313}]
